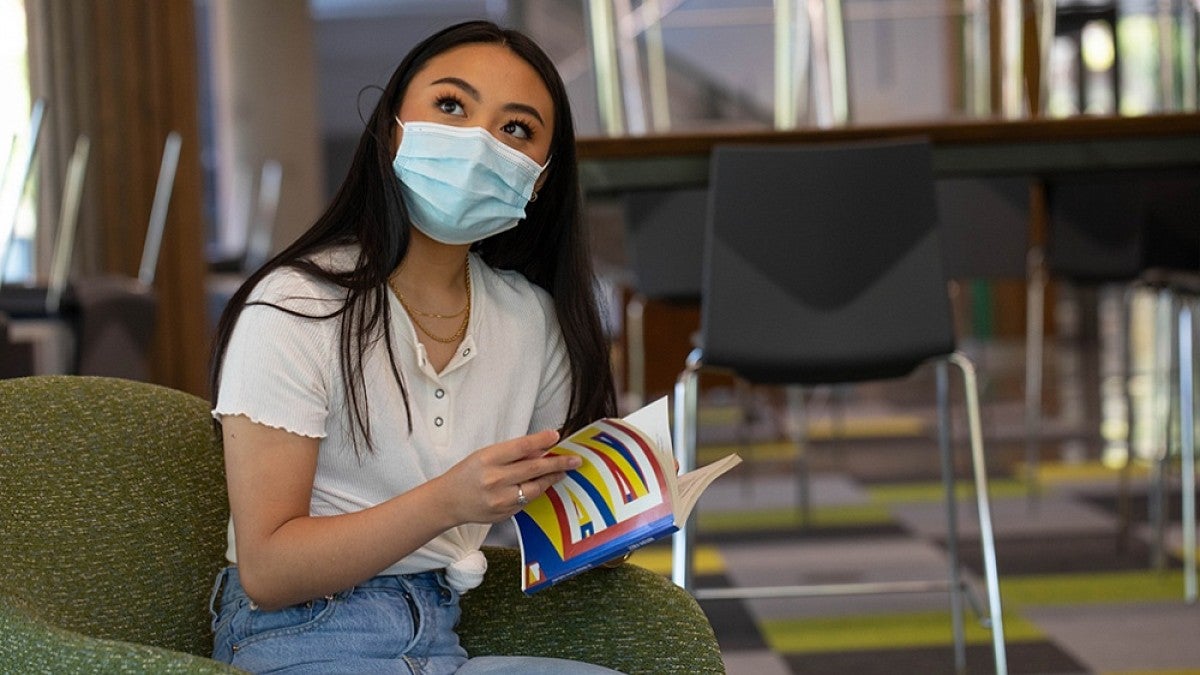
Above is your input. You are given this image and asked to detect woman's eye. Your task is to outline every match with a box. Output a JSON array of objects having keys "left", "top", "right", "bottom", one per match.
[
  {"left": 503, "top": 121, "right": 533, "bottom": 140},
  {"left": 436, "top": 97, "right": 465, "bottom": 116}
]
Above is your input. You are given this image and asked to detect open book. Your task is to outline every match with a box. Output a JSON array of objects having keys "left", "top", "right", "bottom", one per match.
[{"left": 512, "top": 397, "right": 742, "bottom": 594}]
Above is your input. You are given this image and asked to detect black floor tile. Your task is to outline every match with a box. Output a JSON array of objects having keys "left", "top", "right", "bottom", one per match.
[
  {"left": 694, "top": 573, "right": 769, "bottom": 652},
  {"left": 947, "top": 532, "right": 1180, "bottom": 576},
  {"left": 781, "top": 641, "right": 1087, "bottom": 675}
]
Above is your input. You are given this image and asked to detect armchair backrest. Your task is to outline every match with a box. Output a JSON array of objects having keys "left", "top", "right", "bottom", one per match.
[{"left": 0, "top": 375, "right": 228, "bottom": 658}]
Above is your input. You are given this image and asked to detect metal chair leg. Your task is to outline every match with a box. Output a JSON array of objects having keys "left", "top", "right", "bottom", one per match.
[
  {"left": 936, "top": 361, "right": 967, "bottom": 673},
  {"left": 1151, "top": 289, "right": 1176, "bottom": 570},
  {"left": 671, "top": 349, "right": 703, "bottom": 592},
  {"left": 1025, "top": 246, "right": 1046, "bottom": 506},
  {"left": 625, "top": 295, "right": 647, "bottom": 411},
  {"left": 780, "top": 385, "right": 812, "bottom": 525},
  {"left": 670, "top": 350, "right": 1009, "bottom": 673},
  {"left": 950, "top": 351, "right": 1009, "bottom": 675},
  {"left": 1179, "top": 301, "right": 1197, "bottom": 603}
]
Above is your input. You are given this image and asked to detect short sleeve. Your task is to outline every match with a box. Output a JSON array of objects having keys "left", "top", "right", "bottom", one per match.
[{"left": 213, "top": 272, "right": 340, "bottom": 438}]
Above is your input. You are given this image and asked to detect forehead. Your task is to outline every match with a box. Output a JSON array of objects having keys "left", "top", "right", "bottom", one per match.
[{"left": 407, "top": 43, "right": 554, "bottom": 120}]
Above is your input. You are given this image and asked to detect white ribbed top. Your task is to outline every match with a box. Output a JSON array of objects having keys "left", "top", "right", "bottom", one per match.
[{"left": 213, "top": 247, "right": 571, "bottom": 591}]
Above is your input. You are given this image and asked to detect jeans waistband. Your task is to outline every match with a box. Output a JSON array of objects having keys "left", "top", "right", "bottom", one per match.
[{"left": 210, "top": 565, "right": 450, "bottom": 620}]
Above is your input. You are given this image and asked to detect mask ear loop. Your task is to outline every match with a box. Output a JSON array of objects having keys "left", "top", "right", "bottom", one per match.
[{"left": 530, "top": 153, "right": 554, "bottom": 204}]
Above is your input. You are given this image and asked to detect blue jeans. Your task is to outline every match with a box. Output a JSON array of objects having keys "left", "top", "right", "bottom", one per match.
[{"left": 209, "top": 566, "right": 624, "bottom": 674}]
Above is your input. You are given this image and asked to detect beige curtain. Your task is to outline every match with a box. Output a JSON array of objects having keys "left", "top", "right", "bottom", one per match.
[{"left": 25, "top": 0, "right": 210, "bottom": 396}]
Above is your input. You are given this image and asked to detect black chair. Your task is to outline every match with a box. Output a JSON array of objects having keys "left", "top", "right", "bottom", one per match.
[
  {"left": 1044, "top": 170, "right": 1200, "bottom": 595},
  {"left": 0, "top": 311, "right": 36, "bottom": 380},
  {"left": 1133, "top": 171, "right": 1200, "bottom": 601},
  {"left": 622, "top": 187, "right": 707, "bottom": 408},
  {"left": 73, "top": 276, "right": 157, "bottom": 381},
  {"left": 1, "top": 132, "right": 178, "bottom": 382},
  {"left": 1043, "top": 172, "right": 1159, "bottom": 545},
  {"left": 0, "top": 98, "right": 46, "bottom": 288},
  {"left": 936, "top": 177, "right": 1045, "bottom": 500},
  {"left": 671, "top": 139, "right": 1007, "bottom": 673},
  {"left": 0, "top": 134, "right": 90, "bottom": 322},
  {"left": 1043, "top": 175, "right": 1147, "bottom": 457},
  {"left": 69, "top": 131, "right": 179, "bottom": 382},
  {"left": 623, "top": 187, "right": 784, "bottom": 502},
  {"left": 0, "top": 311, "right": 18, "bottom": 379},
  {"left": 207, "top": 158, "right": 282, "bottom": 275}
]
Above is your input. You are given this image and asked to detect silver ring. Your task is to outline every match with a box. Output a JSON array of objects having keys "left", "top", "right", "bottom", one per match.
[{"left": 516, "top": 484, "right": 528, "bottom": 507}]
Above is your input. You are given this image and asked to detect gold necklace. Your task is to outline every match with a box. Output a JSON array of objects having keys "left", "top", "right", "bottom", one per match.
[
  {"left": 390, "top": 258, "right": 471, "bottom": 344},
  {"left": 405, "top": 300, "right": 468, "bottom": 319}
]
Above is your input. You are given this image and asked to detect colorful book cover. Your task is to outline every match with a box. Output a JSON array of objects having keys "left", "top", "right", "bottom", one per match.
[{"left": 513, "top": 399, "right": 678, "bottom": 594}]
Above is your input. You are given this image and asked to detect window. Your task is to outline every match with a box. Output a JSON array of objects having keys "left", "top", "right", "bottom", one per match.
[{"left": 0, "top": 0, "right": 33, "bottom": 284}]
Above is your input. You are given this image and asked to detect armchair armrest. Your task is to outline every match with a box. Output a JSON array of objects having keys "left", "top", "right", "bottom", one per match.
[
  {"left": 459, "top": 547, "right": 724, "bottom": 674},
  {"left": 0, "top": 590, "right": 241, "bottom": 674}
]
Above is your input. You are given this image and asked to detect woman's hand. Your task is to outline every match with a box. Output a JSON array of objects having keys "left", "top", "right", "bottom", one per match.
[{"left": 432, "top": 429, "right": 582, "bottom": 524}]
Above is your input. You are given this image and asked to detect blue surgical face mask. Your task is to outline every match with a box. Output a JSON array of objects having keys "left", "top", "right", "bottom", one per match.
[{"left": 392, "top": 119, "right": 550, "bottom": 245}]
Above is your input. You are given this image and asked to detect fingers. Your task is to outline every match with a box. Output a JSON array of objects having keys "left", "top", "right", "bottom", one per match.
[
  {"left": 500, "top": 428, "right": 560, "bottom": 461},
  {"left": 453, "top": 430, "right": 582, "bottom": 522},
  {"left": 506, "top": 470, "right": 569, "bottom": 515},
  {"left": 485, "top": 429, "right": 579, "bottom": 477}
]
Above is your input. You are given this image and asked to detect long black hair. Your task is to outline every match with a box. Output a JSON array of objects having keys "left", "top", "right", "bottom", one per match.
[{"left": 210, "top": 20, "right": 617, "bottom": 452}]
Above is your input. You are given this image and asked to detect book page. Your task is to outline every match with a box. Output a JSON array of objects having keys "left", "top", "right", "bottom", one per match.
[
  {"left": 623, "top": 396, "right": 741, "bottom": 525},
  {"left": 674, "top": 453, "right": 742, "bottom": 524},
  {"left": 621, "top": 396, "right": 673, "bottom": 464}
]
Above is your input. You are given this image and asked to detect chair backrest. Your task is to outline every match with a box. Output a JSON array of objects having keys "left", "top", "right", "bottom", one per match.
[
  {"left": 0, "top": 310, "right": 11, "bottom": 377},
  {"left": 0, "top": 310, "right": 37, "bottom": 379},
  {"left": 242, "top": 159, "right": 282, "bottom": 273},
  {"left": 1142, "top": 170, "right": 1200, "bottom": 272},
  {"left": 0, "top": 376, "right": 228, "bottom": 658},
  {"left": 45, "top": 134, "right": 90, "bottom": 314},
  {"left": 73, "top": 275, "right": 158, "bottom": 381},
  {"left": 701, "top": 138, "right": 955, "bottom": 385},
  {"left": 0, "top": 98, "right": 46, "bottom": 285},
  {"left": 138, "top": 131, "right": 183, "bottom": 287},
  {"left": 622, "top": 187, "right": 708, "bottom": 302},
  {"left": 1044, "top": 171, "right": 1147, "bottom": 283},
  {"left": 936, "top": 176, "right": 1032, "bottom": 280}
]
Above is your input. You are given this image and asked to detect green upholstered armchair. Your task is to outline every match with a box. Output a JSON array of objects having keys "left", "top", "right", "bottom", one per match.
[{"left": 0, "top": 375, "right": 724, "bottom": 674}]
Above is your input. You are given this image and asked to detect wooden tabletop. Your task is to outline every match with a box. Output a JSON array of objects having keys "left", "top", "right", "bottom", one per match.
[{"left": 576, "top": 113, "right": 1200, "bottom": 195}]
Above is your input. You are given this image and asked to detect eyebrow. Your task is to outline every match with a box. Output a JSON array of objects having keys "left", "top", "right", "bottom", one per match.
[{"left": 430, "top": 76, "right": 546, "bottom": 126}]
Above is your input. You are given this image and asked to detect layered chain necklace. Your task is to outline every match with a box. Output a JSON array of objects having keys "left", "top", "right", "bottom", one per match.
[{"left": 390, "top": 258, "right": 471, "bottom": 344}]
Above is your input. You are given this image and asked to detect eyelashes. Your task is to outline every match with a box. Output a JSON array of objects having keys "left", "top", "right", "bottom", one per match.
[
  {"left": 435, "top": 94, "right": 466, "bottom": 117},
  {"left": 433, "top": 93, "right": 536, "bottom": 141},
  {"left": 502, "top": 119, "right": 536, "bottom": 140}
]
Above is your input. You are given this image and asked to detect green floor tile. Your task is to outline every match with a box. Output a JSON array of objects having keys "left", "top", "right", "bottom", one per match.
[
  {"left": 1001, "top": 570, "right": 1188, "bottom": 606},
  {"left": 759, "top": 610, "right": 1042, "bottom": 653}
]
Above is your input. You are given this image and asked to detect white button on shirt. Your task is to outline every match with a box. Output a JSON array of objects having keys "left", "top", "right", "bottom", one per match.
[{"left": 214, "top": 248, "right": 572, "bottom": 589}]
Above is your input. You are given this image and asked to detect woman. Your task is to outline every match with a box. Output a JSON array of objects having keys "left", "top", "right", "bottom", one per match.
[{"left": 208, "top": 20, "right": 621, "bottom": 674}]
